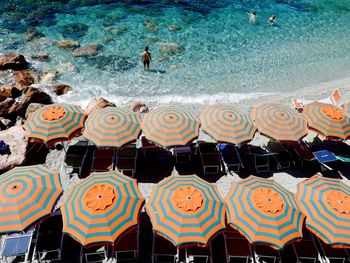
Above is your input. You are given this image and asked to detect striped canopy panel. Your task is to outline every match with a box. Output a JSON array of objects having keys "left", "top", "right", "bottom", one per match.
[
  {"left": 297, "top": 176, "right": 350, "bottom": 248},
  {"left": 0, "top": 165, "right": 62, "bottom": 234},
  {"left": 83, "top": 107, "right": 141, "bottom": 147},
  {"left": 225, "top": 176, "right": 305, "bottom": 250},
  {"left": 146, "top": 175, "right": 226, "bottom": 247},
  {"left": 141, "top": 107, "right": 200, "bottom": 148},
  {"left": 200, "top": 105, "right": 256, "bottom": 145},
  {"left": 302, "top": 102, "right": 350, "bottom": 140},
  {"left": 61, "top": 171, "right": 144, "bottom": 246},
  {"left": 342, "top": 102, "right": 350, "bottom": 117},
  {"left": 251, "top": 103, "right": 308, "bottom": 141},
  {"left": 23, "top": 103, "right": 86, "bottom": 144}
]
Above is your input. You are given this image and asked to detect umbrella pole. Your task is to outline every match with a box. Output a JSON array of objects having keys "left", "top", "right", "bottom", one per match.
[{"left": 79, "top": 245, "right": 83, "bottom": 263}]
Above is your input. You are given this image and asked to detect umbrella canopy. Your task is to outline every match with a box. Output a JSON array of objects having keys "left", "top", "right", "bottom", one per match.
[
  {"left": 23, "top": 103, "right": 86, "bottom": 144},
  {"left": 61, "top": 171, "right": 144, "bottom": 246},
  {"left": 302, "top": 102, "right": 350, "bottom": 140},
  {"left": 251, "top": 103, "right": 308, "bottom": 141},
  {"left": 200, "top": 105, "right": 256, "bottom": 145},
  {"left": 0, "top": 165, "right": 62, "bottom": 234},
  {"left": 141, "top": 107, "right": 200, "bottom": 148},
  {"left": 83, "top": 107, "right": 141, "bottom": 148},
  {"left": 225, "top": 176, "right": 305, "bottom": 250},
  {"left": 297, "top": 176, "right": 350, "bottom": 248},
  {"left": 146, "top": 175, "right": 226, "bottom": 247}
]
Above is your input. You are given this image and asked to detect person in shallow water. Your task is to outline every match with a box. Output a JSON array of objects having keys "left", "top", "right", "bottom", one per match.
[
  {"left": 248, "top": 11, "right": 256, "bottom": 24},
  {"left": 141, "top": 46, "right": 152, "bottom": 70},
  {"left": 268, "top": 14, "right": 276, "bottom": 25}
]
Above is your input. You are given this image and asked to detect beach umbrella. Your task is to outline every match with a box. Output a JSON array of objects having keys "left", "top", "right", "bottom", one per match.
[
  {"left": 61, "top": 171, "right": 144, "bottom": 246},
  {"left": 23, "top": 103, "right": 86, "bottom": 145},
  {"left": 251, "top": 103, "right": 308, "bottom": 141},
  {"left": 146, "top": 175, "right": 226, "bottom": 247},
  {"left": 200, "top": 105, "right": 257, "bottom": 145},
  {"left": 225, "top": 176, "right": 305, "bottom": 250},
  {"left": 0, "top": 165, "right": 62, "bottom": 234},
  {"left": 302, "top": 102, "right": 350, "bottom": 140},
  {"left": 141, "top": 107, "right": 200, "bottom": 148},
  {"left": 297, "top": 175, "right": 350, "bottom": 248},
  {"left": 83, "top": 107, "right": 141, "bottom": 148}
]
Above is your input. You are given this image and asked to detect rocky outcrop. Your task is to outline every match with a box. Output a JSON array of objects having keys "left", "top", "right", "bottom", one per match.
[
  {"left": 59, "top": 23, "right": 89, "bottom": 39},
  {"left": 0, "top": 98, "right": 15, "bottom": 118},
  {"left": 14, "top": 69, "right": 39, "bottom": 90},
  {"left": 159, "top": 43, "right": 184, "bottom": 55},
  {"left": 167, "top": 24, "right": 182, "bottom": 31},
  {"left": 22, "top": 87, "right": 53, "bottom": 107},
  {"left": 72, "top": 44, "right": 101, "bottom": 57},
  {"left": 30, "top": 53, "right": 50, "bottom": 61},
  {"left": 55, "top": 40, "right": 80, "bottom": 49},
  {"left": 40, "top": 69, "right": 59, "bottom": 84},
  {"left": 51, "top": 84, "right": 72, "bottom": 95},
  {"left": 129, "top": 101, "right": 149, "bottom": 113},
  {"left": 0, "top": 85, "right": 21, "bottom": 98},
  {"left": 0, "top": 126, "right": 28, "bottom": 171},
  {"left": 0, "top": 117, "right": 13, "bottom": 131},
  {"left": 85, "top": 97, "right": 116, "bottom": 115},
  {"left": 0, "top": 53, "right": 28, "bottom": 70},
  {"left": 104, "top": 25, "right": 128, "bottom": 35},
  {"left": 144, "top": 19, "right": 159, "bottom": 33},
  {"left": 23, "top": 27, "right": 44, "bottom": 42},
  {"left": 25, "top": 103, "right": 45, "bottom": 119}
]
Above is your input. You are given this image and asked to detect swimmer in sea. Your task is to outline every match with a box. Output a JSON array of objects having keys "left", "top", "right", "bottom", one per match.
[
  {"left": 268, "top": 14, "right": 276, "bottom": 25},
  {"left": 248, "top": 12, "right": 256, "bottom": 24},
  {"left": 141, "top": 46, "right": 151, "bottom": 70}
]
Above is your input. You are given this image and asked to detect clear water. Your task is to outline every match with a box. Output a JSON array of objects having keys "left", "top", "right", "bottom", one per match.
[{"left": 1, "top": 0, "right": 350, "bottom": 106}]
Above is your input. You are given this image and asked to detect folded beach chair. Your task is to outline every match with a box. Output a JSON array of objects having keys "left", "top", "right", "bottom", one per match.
[
  {"left": 185, "top": 244, "right": 212, "bottom": 263},
  {"left": 265, "top": 140, "right": 295, "bottom": 170},
  {"left": 114, "top": 230, "right": 139, "bottom": 262},
  {"left": 91, "top": 148, "right": 116, "bottom": 172},
  {"left": 314, "top": 236, "right": 350, "bottom": 263},
  {"left": 198, "top": 142, "right": 222, "bottom": 175},
  {"left": 252, "top": 244, "right": 280, "bottom": 263},
  {"left": 173, "top": 146, "right": 192, "bottom": 164},
  {"left": 1, "top": 229, "right": 36, "bottom": 263},
  {"left": 292, "top": 227, "right": 320, "bottom": 263},
  {"left": 64, "top": 140, "right": 89, "bottom": 176},
  {"left": 115, "top": 144, "right": 138, "bottom": 177},
  {"left": 291, "top": 98, "right": 304, "bottom": 113},
  {"left": 152, "top": 235, "right": 178, "bottom": 263},
  {"left": 224, "top": 229, "right": 252, "bottom": 263},
  {"left": 217, "top": 143, "right": 244, "bottom": 173}
]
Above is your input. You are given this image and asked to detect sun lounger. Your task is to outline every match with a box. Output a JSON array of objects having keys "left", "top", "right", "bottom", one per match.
[
  {"left": 198, "top": 142, "right": 222, "bottom": 175},
  {"left": 185, "top": 245, "right": 211, "bottom": 263},
  {"left": 64, "top": 140, "right": 89, "bottom": 176},
  {"left": 283, "top": 141, "right": 316, "bottom": 167},
  {"left": 292, "top": 228, "right": 320, "bottom": 263},
  {"left": 312, "top": 150, "right": 338, "bottom": 170},
  {"left": 293, "top": 89, "right": 341, "bottom": 109},
  {"left": 242, "top": 145, "right": 275, "bottom": 174},
  {"left": 91, "top": 148, "right": 116, "bottom": 172},
  {"left": 115, "top": 231, "right": 138, "bottom": 262},
  {"left": 314, "top": 236, "right": 350, "bottom": 263},
  {"left": 152, "top": 235, "right": 178, "bottom": 263},
  {"left": 265, "top": 140, "right": 294, "bottom": 170},
  {"left": 291, "top": 98, "right": 304, "bottom": 113},
  {"left": 1, "top": 229, "right": 35, "bottom": 263},
  {"left": 224, "top": 230, "right": 252, "bottom": 263},
  {"left": 173, "top": 146, "right": 192, "bottom": 164},
  {"left": 115, "top": 144, "right": 138, "bottom": 177},
  {"left": 141, "top": 136, "right": 159, "bottom": 157},
  {"left": 252, "top": 244, "right": 280, "bottom": 263},
  {"left": 84, "top": 246, "right": 107, "bottom": 263},
  {"left": 217, "top": 143, "right": 243, "bottom": 173}
]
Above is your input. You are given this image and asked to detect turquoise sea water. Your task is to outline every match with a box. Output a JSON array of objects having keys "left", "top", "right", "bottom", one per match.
[{"left": 1, "top": 0, "right": 350, "bottom": 105}]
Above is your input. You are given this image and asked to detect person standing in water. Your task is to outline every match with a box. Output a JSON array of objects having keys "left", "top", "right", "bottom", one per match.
[
  {"left": 268, "top": 14, "right": 276, "bottom": 25},
  {"left": 248, "top": 11, "right": 256, "bottom": 24},
  {"left": 141, "top": 46, "right": 151, "bottom": 70}
]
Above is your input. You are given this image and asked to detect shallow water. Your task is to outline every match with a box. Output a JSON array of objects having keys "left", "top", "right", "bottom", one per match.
[{"left": 1, "top": 0, "right": 350, "bottom": 105}]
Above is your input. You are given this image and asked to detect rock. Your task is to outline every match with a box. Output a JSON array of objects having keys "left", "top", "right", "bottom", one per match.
[
  {"left": 0, "top": 98, "right": 15, "bottom": 118},
  {"left": 144, "top": 38, "right": 158, "bottom": 45},
  {"left": 158, "top": 56, "right": 169, "bottom": 62},
  {"left": 58, "top": 62, "right": 77, "bottom": 72},
  {"left": 83, "top": 55, "right": 136, "bottom": 72},
  {"left": 0, "top": 126, "right": 28, "bottom": 171},
  {"left": 51, "top": 84, "right": 72, "bottom": 95},
  {"left": 40, "top": 69, "right": 59, "bottom": 84},
  {"left": 170, "top": 63, "right": 181, "bottom": 69},
  {"left": 0, "top": 53, "right": 28, "bottom": 70},
  {"left": 0, "top": 85, "right": 21, "bottom": 98},
  {"left": 55, "top": 40, "right": 80, "bottom": 49},
  {"left": 159, "top": 43, "right": 184, "bottom": 55},
  {"left": 0, "top": 70, "right": 15, "bottom": 87},
  {"left": 23, "top": 27, "right": 44, "bottom": 42},
  {"left": 129, "top": 101, "right": 148, "bottom": 113},
  {"left": 22, "top": 87, "right": 53, "bottom": 107},
  {"left": 59, "top": 23, "right": 89, "bottom": 39},
  {"left": 25, "top": 103, "right": 45, "bottom": 119},
  {"left": 15, "top": 116, "right": 25, "bottom": 126},
  {"left": 30, "top": 53, "right": 50, "bottom": 61},
  {"left": 14, "top": 69, "right": 39, "bottom": 90},
  {"left": 0, "top": 95, "right": 6, "bottom": 103},
  {"left": 0, "top": 117, "right": 13, "bottom": 130},
  {"left": 98, "top": 36, "right": 113, "bottom": 44},
  {"left": 104, "top": 25, "right": 128, "bottom": 35},
  {"left": 167, "top": 24, "right": 182, "bottom": 31},
  {"left": 85, "top": 97, "right": 116, "bottom": 115},
  {"left": 143, "top": 19, "right": 159, "bottom": 33},
  {"left": 72, "top": 44, "right": 101, "bottom": 57}
]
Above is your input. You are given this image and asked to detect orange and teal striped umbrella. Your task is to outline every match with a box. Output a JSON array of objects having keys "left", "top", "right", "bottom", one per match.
[
  {"left": 251, "top": 103, "right": 308, "bottom": 141},
  {"left": 146, "top": 175, "right": 226, "bottom": 247},
  {"left": 225, "top": 176, "right": 305, "bottom": 250},
  {"left": 297, "top": 176, "right": 350, "bottom": 248},
  {"left": 61, "top": 171, "right": 144, "bottom": 246},
  {"left": 141, "top": 107, "right": 200, "bottom": 148},
  {"left": 23, "top": 103, "right": 86, "bottom": 144},
  {"left": 0, "top": 165, "right": 62, "bottom": 234},
  {"left": 200, "top": 105, "right": 256, "bottom": 145},
  {"left": 83, "top": 107, "right": 141, "bottom": 148},
  {"left": 302, "top": 102, "right": 350, "bottom": 140}
]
